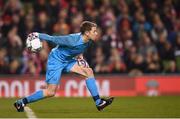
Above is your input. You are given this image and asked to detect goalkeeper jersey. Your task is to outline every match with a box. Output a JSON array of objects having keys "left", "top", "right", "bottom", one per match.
[{"left": 39, "top": 33, "right": 91, "bottom": 62}]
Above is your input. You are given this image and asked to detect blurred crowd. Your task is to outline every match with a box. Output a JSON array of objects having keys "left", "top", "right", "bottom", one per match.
[{"left": 0, "top": 0, "right": 180, "bottom": 75}]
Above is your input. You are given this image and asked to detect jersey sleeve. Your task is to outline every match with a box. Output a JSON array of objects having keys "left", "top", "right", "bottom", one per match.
[{"left": 39, "top": 33, "right": 75, "bottom": 46}]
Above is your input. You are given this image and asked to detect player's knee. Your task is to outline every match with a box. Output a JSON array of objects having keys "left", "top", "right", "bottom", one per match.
[
  {"left": 46, "top": 89, "right": 56, "bottom": 97},
  {"left": 85, "top": 68, "right": 94, "bottom": 78}
]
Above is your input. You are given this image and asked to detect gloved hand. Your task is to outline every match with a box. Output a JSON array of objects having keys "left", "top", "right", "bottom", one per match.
[{"left": 27, "top": 32, "right": 39, "bottom": 41}]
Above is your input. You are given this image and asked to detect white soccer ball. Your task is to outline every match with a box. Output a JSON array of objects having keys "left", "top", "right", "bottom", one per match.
[{"left": 26, "top": 37, "right": 42, "bottom": 53}]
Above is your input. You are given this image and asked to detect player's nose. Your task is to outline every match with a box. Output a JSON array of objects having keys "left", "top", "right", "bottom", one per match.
[{"left": 94, "top": 31, "right": 98, "bottom": 35}]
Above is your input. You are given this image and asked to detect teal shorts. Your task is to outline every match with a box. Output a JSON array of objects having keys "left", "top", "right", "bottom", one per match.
[{"left": 45, "top": 58, "right": 77, "bottom": 85}]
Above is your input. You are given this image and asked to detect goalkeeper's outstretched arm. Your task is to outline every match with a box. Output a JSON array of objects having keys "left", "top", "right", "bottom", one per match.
[
  {"left": 29, "top": 32, "right": 75, "bottom": 47},
  {"left": 39, "top": 33, "right": 74, "bottom": 46},
  {"left": 39, "top": 33, "right": 73, "bottom": 46}
]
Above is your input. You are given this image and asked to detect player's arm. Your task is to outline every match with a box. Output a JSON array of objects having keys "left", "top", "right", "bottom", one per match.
[
  {"left": 39, "top": 33, "right": 73, "bottom": 46},
  {"left": 28, "top": 32, "right": 73, "bottom": 46}
]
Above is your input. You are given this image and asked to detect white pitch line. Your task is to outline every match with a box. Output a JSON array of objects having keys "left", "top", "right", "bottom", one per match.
[{"left": 24, "top": 106, "right": 37, "bottom": 119}]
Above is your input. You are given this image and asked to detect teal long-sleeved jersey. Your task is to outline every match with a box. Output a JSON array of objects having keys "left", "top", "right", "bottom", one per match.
[{"left": 39, "top": 33, "right": 91, "bottom": 62}]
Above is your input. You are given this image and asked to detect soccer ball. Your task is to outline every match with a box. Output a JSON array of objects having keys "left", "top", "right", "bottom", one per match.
[{"left": 26, "top": 36, "right": 42, "bottom": 53}]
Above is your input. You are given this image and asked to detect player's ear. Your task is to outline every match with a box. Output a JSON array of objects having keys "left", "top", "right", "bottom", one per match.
[{"left": 85, "top": 31, "right": 89, "bottom": 36}]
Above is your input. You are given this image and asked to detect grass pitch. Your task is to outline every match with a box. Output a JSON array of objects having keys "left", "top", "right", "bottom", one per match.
[{"left": 0, "top": 96, "right": 180, "bottom": 118}]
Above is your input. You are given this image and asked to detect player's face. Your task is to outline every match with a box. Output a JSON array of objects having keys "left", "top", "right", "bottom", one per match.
[{"left": 88, "top": 27, "right": 98, "bottom": 41}]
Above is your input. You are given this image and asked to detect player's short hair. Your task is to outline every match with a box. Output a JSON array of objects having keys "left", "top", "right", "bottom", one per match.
[{"left": 80, "top": 21, "right": 97, "bottom": 34}]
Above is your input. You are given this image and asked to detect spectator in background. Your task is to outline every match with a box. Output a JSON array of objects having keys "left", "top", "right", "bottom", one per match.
[
  {"left": 116, "top": 0, "right": 132, "bottom": 33},
  {"left": 124, "top": 45, "right": 137, "bottom": 71},
  {"left": 48, "top": 0, "right": 60, "bottom": 24},
  {"left": 8, "top": 58, "right": 22, "bottom": 74},
  {"left": 35, "top": 11, "right": 51, "bottom": 34},
  {"left": 33, "top": 0, "right": 48, "bottom": 16},
  {"left": 7, "top": 26, "right": 23, "bottom": 60},
  {"left": 0, "top": 0, "right": 180, "bottom": 75},
  {"left": 138, "top": 31, "right": 157, "bottom": 57},
  {"left": 151, "top": 13, "right": 168, "bottom": 42},
  {"left": 100, "top": 7, "right": 116, "bottom": 31},
  {"left": 83, "top": 0, "right": 97, "bottom": 22},
  {"left": 161, "top": 0, "right": 176, "bottom": 32},
  {"left": 129, "top": 0, "right": 142, "bottom": 16},
  {"left": 55, "top": 22, "right": 69, "bottom": 35},
  {"left": 108, "top": 48, "right": 126, "bottom": 73},
  {"left": 145, "top": 0, "right": 159, "bottom": 21},
  {"left": 145, "top": 50, "right": 162, "bottom": 73},
  {"left": 163, "top": 41, "right": 175, "bottom": 61},
  {"left": 161, "top": 41, "right": 175, "bottom": 72},
  {"left": 174, "top": 34, "right": 180, "bottom": 71},
  {"left": 21, "top": 50, "right": 41, "bottom": 75},
  {"left": 70, "top": 12, "right": 84, "bottom": 33},
  {"left": 0, "top": 48, "right": 9, "bottom": 74},
  {"left": 128, "top": 53, "right": 147, "bottom": 76},
  {"left": 3, "top": 0, "right": 22, "bottom": 15},
  {"left": 167, "top": 11, "right": 180, "bottom": 44},
  {"left": 2, "top": 0, "right": 23, "bottom": 38},
  {"left": 93, "top": 46, "right": 109, "bottom": 73},
  {"left": 101, "top": 24, "right": 117, "bottom": 60},
  {"left": 23, "top": 15, "right": 35, "bottom": 41},
  {"left": 156, "top": 32, "right": 168, "bottom": 59},
  {"left": 133, "top": 10, "right": 152, "bottom": 39},
  {"left": 38, "top": 49, "right": 48, "bottom": 74},
  {"left": 165, "top": 60, "right": 179, "bottom": 73}
]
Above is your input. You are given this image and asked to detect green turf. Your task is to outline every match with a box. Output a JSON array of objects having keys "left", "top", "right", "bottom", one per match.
[{"left": 0, "top": 96, "right": 180, "bottom": 118}]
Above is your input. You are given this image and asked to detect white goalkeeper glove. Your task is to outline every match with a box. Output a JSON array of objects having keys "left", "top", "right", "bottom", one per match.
[
  {"left": 26, "top": 32, "right": 42, "bottom": 52},
  {"left": 27, "top": 32, "right": 39, "bottom": 41}
]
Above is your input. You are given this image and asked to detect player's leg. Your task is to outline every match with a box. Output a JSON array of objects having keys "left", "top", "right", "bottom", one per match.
[
  {"left": 14, "top": 84, "right": 58, "bottom": 112},
  {"left": 24, "top": 84, "right": 58, "bottom": 103},
  {"left": 14, "top": 58, "right": 63, "bottom": 112},
  {"left": 71, "top": 63, "right": 101, "bottom": 103},
  {"left": 65, "top": 59, "right": 114, "bottom": 111}
]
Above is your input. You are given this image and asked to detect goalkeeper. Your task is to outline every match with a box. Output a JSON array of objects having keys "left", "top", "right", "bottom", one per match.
[{"left": 14, "top": 21, "right": 114, "bottom": 112}]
